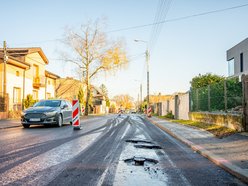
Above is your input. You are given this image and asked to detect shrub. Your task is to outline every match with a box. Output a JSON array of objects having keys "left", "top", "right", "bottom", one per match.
[
  {"left": 23, "top": 94, "right": 37, "bottom": 109},
  {"left": 165, "top": 111, "right": 174, "bottom": 119}
]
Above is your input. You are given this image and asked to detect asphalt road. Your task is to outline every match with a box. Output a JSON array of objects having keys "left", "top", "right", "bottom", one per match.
[{"left": 0, "top": 115, "right": 245, "bottom": 186}]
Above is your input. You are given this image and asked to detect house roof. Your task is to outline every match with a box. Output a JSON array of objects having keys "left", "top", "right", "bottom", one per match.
[
  {"left": 45, "top": 70, "right": 60, "bottom": 79},
  {"left": 0, "top": 47, "right": 49, "bottom": 64},
  {"left": 0, "top": 52, "right": 30, "bottom": 69},
  {"left": 56, "top": 78, "right": 84, "bottom": 100},
  {"left": 56, "top": 77, "right": 105, "bottom": 101}
]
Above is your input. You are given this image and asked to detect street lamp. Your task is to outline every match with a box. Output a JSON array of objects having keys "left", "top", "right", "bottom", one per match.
[{"left": 134, "top": 40, "right": 150, "bottom": 108}]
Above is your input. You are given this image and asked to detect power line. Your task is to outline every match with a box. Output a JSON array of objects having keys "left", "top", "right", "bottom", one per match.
[
  {"left": 108, "top": 3, "right": 248, "bottom": 33},
  {"left": 149, "top": 0, "right": 172, "bottom": 52},
  {"left": 5, "top": 3, "right": 248, "bottom": 46},
  {"left": 149, "top": 0, "right": 167, "bottom": 49}
]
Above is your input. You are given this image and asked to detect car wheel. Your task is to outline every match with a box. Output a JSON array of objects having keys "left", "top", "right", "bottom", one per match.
[
  {"left": 57, "top": 114, "right": 63, "bottom": 127},
  {"left": 23, "top": 124, "right": 30, "bottom": 128}
]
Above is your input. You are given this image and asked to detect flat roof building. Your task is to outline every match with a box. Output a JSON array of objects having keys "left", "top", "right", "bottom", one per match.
[{"left": 227, "top": 38, "right": 248, "bottom": 77}]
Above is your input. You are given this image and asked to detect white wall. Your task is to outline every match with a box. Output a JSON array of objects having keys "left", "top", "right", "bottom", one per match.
[{"left": 178, "top": 93, "right": 189, "bottom": 120}]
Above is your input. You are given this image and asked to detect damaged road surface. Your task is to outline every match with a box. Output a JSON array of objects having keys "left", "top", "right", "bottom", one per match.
[{"left": 0, "top": 115, "right": 246, "bottom": 185}]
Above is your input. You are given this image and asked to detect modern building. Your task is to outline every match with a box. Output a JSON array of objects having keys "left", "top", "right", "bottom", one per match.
[
  {"left": 227, "top": 38, "right": 248, "bottom": 77},
  {"left": 0, "top": 48, "right": 59, "bottom": 119}
]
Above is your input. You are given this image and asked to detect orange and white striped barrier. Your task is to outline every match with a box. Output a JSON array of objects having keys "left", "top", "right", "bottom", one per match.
[
  {"left": 81, "top": 106, "right": 85, "bottom": 115},
  {"left": 147, "top": 106, "right": 152, "bottom": 117},
  {"left": 72, "top": 100, "right": 81, "bottom": 130}
]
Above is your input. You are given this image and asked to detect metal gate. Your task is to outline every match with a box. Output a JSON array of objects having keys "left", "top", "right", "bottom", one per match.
[{"left": 242, "top": 74, "right": 248, "bottom": 131}]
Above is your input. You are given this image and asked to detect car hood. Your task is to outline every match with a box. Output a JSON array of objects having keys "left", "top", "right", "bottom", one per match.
[{"left": 25, "top": 107, "right": 58, "bottom": 113}]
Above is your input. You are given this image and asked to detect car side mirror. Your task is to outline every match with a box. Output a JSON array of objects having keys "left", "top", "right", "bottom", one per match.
[{"left": 62, "top": 104, "right": 68, "bottom": 109}]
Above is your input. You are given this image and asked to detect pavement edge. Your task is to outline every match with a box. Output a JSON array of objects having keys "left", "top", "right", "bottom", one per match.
[{"left": 147, "top": 117, "right": 248, "bottom": 184}]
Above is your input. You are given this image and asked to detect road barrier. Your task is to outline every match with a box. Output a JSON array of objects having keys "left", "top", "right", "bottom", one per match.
[
  {"left": 147, "top": 106, "right": 152, "bottom": 117},
  {"left": 72, "top": 100, "right": 81, "bottom": 130},
  {"left": 81, "top": 106, "right": 85, "bottom": 115}
]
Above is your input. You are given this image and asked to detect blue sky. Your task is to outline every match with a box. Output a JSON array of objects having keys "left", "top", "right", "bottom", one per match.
[{"left": 1, "top": 0, "right": 248, "bottom": 99}]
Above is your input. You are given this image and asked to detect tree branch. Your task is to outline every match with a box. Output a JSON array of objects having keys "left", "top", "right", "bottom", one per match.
[{"left": 89, "top": 66, "right": 104, "bottom": 79}]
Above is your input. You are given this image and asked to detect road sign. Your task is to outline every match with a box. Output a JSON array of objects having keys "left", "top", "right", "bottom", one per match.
[
  {"left": 72, "top": 100, "right": 81, "bottom": 130},
  {"left": 147, "top": 106, "right": 152, "bottom": 117}
]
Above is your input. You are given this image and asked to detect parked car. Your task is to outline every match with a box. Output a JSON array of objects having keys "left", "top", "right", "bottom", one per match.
[{"left": 21, "top": 99, "right": 72, "bottom": 128}]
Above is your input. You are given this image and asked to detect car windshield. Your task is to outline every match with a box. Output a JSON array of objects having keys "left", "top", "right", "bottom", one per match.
[{"left": 34, "top": 100, "right": 61, "bottom": 107}]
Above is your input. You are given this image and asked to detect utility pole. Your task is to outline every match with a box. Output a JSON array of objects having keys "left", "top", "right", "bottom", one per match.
[
  {"left": 146, "top": 49, "right": 150, "bottom": 107},
  {"left": 140, "top": 84, "right": 142, "bottom": 111},
  {"left": 3, "top": 41, "right": 7, "bottom": 97},
  {"left": 137, "top": 93, "right": 139, "bottom": 111},
  {"left": 134, "top": 39, "right": 150, "bottom": 109}
]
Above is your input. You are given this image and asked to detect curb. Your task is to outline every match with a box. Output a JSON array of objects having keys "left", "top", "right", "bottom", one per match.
[
  {"left": 147, "top": 117, "right": 248, "bottom": 184},
  {"left": 0, "top": 125, "right": 22, "bottom": 130}
]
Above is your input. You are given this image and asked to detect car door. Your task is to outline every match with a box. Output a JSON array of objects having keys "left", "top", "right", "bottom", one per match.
[
  {"left": 60, "top": 101, "right": 68, "bottom": 123},
  {"left": 66, "top": 101, "right": 73, "bottom": 122},
  {"left": 63, "top": 100, "right": 72, "bottom": 123}
]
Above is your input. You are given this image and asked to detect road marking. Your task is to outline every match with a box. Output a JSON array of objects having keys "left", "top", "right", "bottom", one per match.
[
  {"left": 159, "top": 151, "right": 192, "bottom": 186},
  {"left": 120, "top": 124, "right": 130, "bottom": 140},
  {"left": 0, "top": 131, "right": 102, "bottom": 185}
]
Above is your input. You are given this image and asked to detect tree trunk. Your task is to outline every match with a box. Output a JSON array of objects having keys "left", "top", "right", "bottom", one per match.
[
  {"left": 85, "top": 86, "right": 90, "bottom": 116},
  {"left": 85, "top": 69, "right": 90, "bottom": 116}
]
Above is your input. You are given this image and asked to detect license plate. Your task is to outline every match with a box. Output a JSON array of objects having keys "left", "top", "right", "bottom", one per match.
[{"left": 30, "top": 118, "right": 41, "bottom": 122}]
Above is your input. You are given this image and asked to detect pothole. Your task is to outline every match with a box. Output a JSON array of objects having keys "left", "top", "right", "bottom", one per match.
[
  {"left": 125, "top": 139, "right": 153, "bottom": 144},
  {"left": 124, "top": 156, "right": 158, "bottom": 166},
  {"left": 134, "top": 144, "right": 162, "bottom": 149}
]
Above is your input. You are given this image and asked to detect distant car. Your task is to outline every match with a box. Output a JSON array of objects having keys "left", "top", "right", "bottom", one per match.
[
  {"left": 130, "top": 109, "right": 137, "bottom": 114},
  {"left": 21, "top": 99, "right": 72, "bottom": 128}
]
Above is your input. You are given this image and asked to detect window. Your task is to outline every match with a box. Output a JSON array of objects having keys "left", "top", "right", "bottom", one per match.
[
  {"left": 240, "top": 53, "right": 243, "bottom": 73},
  {"left": 16, "top": 71, "right": 20, "bottom": 77},
  {"left": 46, "top": 93, "right": 51, "bottom": 99},
  {"left": 228, "top": 59, "right": 234, "bottom": 76},
  {"left": 34, "top": 100, "right": 61, "bottom": 107},
  {"left": 33, "top": 90, "right": 38, "bottom": 100},
  {"left": 33, "top": 64, "right": 39, "bottom": 77},
  {"left": 13, "top": 87, "right": 21, "bottom": 103}
]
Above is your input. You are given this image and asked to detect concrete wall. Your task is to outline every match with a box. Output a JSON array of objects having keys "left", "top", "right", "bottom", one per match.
[
  {"left": 189, "top": 112, "right": 243, "bottom": 132},
  {"left": 178, "top": 93, "right": 189, "bottom": 120},
  {"left": 153, "top": 92, "right": 189, "bottom": 120},
  {"left": 169, "top": 97, "right": 175, "bottom": 115}
]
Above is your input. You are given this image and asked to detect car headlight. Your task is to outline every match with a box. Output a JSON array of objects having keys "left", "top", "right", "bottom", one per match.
[
  {"left": 21, "top": 111, "right": 26, "bottom": 116},
  {"left": 45, "top": 111, "right": 57, "bottom": 117}
]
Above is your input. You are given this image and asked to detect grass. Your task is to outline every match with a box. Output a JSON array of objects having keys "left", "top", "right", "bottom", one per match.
[{"left": 158, "top": 117, "right": 236, "bottom": 138}]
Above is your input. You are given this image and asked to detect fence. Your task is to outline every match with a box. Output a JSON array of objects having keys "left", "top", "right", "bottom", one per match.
[
  {"left": 0, "top": 93, "right": 9, "bottom": 119},
  {"left": 190, "top": 77, "right": 242, "bottom": 112},
  {"left": 0, "top": 92, "right": 8, "bottom": 112}
]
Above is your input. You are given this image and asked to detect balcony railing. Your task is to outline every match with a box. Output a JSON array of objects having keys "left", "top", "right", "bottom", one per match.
[{"left": 33, "top": 76, "right": 46, "bottom": 88}]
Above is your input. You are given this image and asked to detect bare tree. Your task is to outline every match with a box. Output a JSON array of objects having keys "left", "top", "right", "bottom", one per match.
[
  {"left": 113, "top": 94, "right": 134, "bottom": 110},
  {"left": 63, "top": 20, "right": 128, "bottom": 115}
]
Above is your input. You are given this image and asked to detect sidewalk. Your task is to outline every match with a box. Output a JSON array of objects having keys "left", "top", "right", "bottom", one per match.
[
  {"left": 148, "top": 116, "right": 248, "bottom": 184},
  {"left": 0, "top": 119, "right": 22, "bottom": 129}
]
